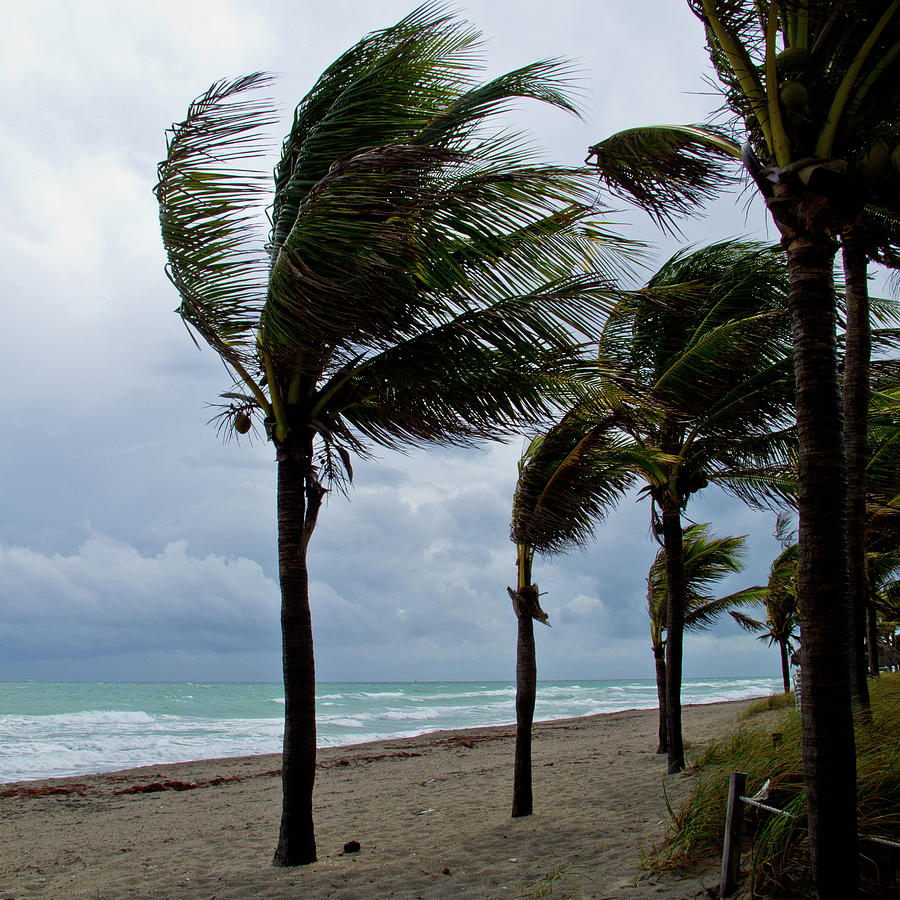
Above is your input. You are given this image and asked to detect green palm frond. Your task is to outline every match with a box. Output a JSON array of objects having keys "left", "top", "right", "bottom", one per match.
[
  {"left": 510, "top": 408, "right": 657, "bottom": 555},
  {"left": 416, "top": 58, "right": 583, "bottom": 146},
  {"left": 158, "top": 3, "right": 638, "bottom": 468},
  {"left": 269, "top": 2, "right": 481, "bottom": 256},
  {"left": 686, "top": 586, "right": 768, "bottom": 629},
  {"left": 586, "top": 124, "right": 741, "bottom": 231},
  {"left": 729, "top": 539, "right": 799, "bottom": 646},
  {"left": 593, "top": 241, "right": 796, "bottom": 510},
  {"left": 262, "top": 143, "right": 637, "bottom": 371},
  {"left": 730, "top": 609, "right": 767, "bottom": 634},
  {"left": 647, "top": 524, "right": 759, "bottom": 636},
  {"left": 156, "top": 72, "right": 276, "bottom": 365}
]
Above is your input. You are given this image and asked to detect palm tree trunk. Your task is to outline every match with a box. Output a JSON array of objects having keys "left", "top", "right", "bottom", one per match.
[
  {"left": 842, "top": 225, "right": 871, "bottom": 711},
  {"left": 511, "top": 545, "right": 537, "bottom": 818},
  {"left": 866, "top": 557, "right": 879, "bottom": 678},
  {"left": 273, "top": 446, "right": 324, "bottom": 867},
  {"left": 512, "top": 604, "right": 536, "bottom": 817},
  {"left": 653, "top": 642, "right": 667, "bottom": 754},
  {"left": 661, "top": 496, "right": 685, "bottom": 774},
  {"left": 784, "top": 233, "right": 858, "bottom": 899},
  {"left": 779, "top": 640, "right": 791, "bottom": 695}
]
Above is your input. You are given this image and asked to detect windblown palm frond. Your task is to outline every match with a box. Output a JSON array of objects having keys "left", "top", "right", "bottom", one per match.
[
  {"left": 156, "top": 73, "right": 277, "bottom": 367},
  {"left": 594, "top": 241, "right": 796, "bottom": 513},
  {"left": 585, "top": 125, "right": 741, "bottom": 231},
  {"left": 647, "top": 524, "right": 761, "bottom": 643},
  {"left": 510, "top": 408, "right": 655, "bottom": 555},
  {"left": 730, "top": 541, "right": 799, "bottom": 650}
]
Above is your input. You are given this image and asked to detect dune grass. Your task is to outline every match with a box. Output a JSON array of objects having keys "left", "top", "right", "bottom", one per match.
[{"left": 654, "top": 674, "right": 900, "bottom": 897}]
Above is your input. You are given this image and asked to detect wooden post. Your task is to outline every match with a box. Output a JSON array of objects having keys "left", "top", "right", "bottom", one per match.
[{"left": 719, "top": 771, "right": 747, "bottom": 897}]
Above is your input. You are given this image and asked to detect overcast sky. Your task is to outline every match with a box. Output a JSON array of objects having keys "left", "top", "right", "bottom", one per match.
[{"left": 1, "top": 0, "right": 801, "bottom": 684}]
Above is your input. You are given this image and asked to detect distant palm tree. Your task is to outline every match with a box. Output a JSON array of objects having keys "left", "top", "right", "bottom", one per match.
[
  {"left": 155, "top": 3, "right": 634, "bottom": 865},
  {"left": 732, "top": 542, "right": 800, "bottom": 694},
  {"left": 647, "top": 524, "right": 764, "bottom": 753}
]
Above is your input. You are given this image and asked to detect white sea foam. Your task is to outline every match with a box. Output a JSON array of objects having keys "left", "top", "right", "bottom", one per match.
[{"left": 0, "top": 678, "right": 782, "bottom": 783}]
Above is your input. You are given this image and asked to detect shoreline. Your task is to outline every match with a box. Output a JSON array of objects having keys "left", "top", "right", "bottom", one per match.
[
  {"left": 1, "top": 696, "right": 766, "bottom": 789},
  {"left": 0, "top": 698, "right": 771, "bottom": 898}
]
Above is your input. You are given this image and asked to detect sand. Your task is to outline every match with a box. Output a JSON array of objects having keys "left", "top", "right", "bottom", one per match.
[{"left": 0, "top": 699, "right": 768, "bottom": 899}]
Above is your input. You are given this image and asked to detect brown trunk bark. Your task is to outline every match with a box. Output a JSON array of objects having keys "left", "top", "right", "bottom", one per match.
[
  {"left": 779, "top": 640, "right": 791, "bottom": 695},
  {"left": 841, "top": 226, "right": 871, "bottom": 711},
  {"left": 661, "top": 496, "right": 685, "bottom": 774},
  {"left": 273, "top": 446, "right": 323, "bottom": 867},
  {"left": 866, "top": 557, "right": 879, "bottom": 677},
  {"left": 653, "top": 642, "right": 667, "bottom": 754},
  {"left": 784, "top": 234, "right": 858, "bottom": 899},
  {"left": 512, "top": 607, "right": 536, "bottom": 818}
]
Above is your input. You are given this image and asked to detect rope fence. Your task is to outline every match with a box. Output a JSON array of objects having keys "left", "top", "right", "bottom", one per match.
[{"left": 717, "top": 770, "right": 899, "bottom": 897}]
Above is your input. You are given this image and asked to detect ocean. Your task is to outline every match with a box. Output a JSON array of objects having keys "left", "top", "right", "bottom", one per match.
[{"left": 0, "top": 677, "right": 781, "bottom": 784}]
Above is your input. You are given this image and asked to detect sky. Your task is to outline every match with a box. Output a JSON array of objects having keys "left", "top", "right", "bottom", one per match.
[{"left": 0, "top": 0, "right": 800, "bottom": 684}]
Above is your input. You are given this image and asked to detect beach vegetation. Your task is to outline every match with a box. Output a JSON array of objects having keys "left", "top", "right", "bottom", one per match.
[
  {"left": 155, "top": 1, "right": 635, "bottom": 866},
  {"left": 655, "top": 673, "right": 900, "bottom": 899},
  {"left": 739, "top": 691, "right": 796, "bottom": 719},
  {"left": 586, "top": 5, "right": 900, "bottom": 893}
]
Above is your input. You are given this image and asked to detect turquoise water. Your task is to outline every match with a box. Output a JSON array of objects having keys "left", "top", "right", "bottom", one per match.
[{"left": 0, "top": 677, "right": 781, "bottom": 783}]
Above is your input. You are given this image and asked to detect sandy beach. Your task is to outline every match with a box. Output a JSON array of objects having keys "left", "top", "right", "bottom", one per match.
[{"left": 0, "top": 699, "right": 769, "bottom": 899}]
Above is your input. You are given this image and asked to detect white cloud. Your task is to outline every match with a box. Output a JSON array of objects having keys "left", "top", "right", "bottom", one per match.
[
  {"left": 0, "top": 0, "right": 788, "bottom": 683},
  {"left": 0, "top": 536, "right": 280, "bottom": 665}
]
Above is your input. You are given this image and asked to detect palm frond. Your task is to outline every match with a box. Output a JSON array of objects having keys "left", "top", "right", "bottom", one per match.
[
  {"left": 269, "top": 1, "right": 483, "bottom": 257},
  {"left": 646, "top": 524, "right": 759, "bottom": 635},
  {"left": 510, "top": 409, "right": 654, "bottom": 554},
  {"left": 585, "top": 124, "right": 741, "bottom": 232},
  {"left": 156, "top": 73, "right": 276, "bottom": 365},
  {"left": 730, "top": 610, "right": 767, "bottom": 634},
  {"left": 263, "top": 138, "right": 636, "bottom": 373}
]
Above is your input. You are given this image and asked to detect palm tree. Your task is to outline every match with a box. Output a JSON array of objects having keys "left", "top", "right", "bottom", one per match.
[
  {"left": 599, "top": 240, "right": 794, "bottom": 773},
  {"left": 862, "top": 381, "right": 900, "bottom": 674},
  {"left": 731, "top": 542, "right": 800, "bottom": 694},
  {"left": 586, "top": 7, "right": 900, "bottom": 891},
  {"left": 155, "top": 4, "right": 634, "bottom": 865},
  {"left": 647, "top": 524, "right": 765, "bottom": 754},
  {"left": 509, "top": 414, "right": 647, "bottom": 815},
  {"left": 511, "top": 240, "right": 793, "bottom": 778},
  {"left": 842, "top": 203, "right": 900, "bottom": 709}
]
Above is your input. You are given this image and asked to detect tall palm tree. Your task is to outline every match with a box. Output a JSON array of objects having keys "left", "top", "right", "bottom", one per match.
[
  {"left": 586, "top": 7, "right": 900, "bottom": 892},
  {"left": 841, "top": 203, "right": 900, "bottom": 709},
  {"left": 731, "top": 541, "right": 800, "bottom": 694},
  {"left": 509, "top": 414, "right": 648, "bottom": 815},
  {"left": 647, "top": 524, "right": 764, "bottom": 754},
  {"left": 862, "top": 381, "right": 900, "bottom": 673},
  {"left": 599, "top": 240, "right": 794, "bottom": 773},
  {"left": 155, "top": 3, "right": 634, "bottom": 865}
]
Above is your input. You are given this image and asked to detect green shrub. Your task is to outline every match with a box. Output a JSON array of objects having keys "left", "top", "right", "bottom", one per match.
[{"left": 654, "top": 674, "right": 900, "bottom": 897}]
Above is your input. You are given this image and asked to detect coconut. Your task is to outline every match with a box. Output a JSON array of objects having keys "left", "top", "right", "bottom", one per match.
[
  {"left": 779, "top": 80, "right": 808, "bottom": 111},
  {"left": 776, "top": 47, "right": 810, "bottom": 71},
  {"left": 862, "top": 141, "right": 891, "bottom": 183},
  {"left": 234, "top": 412, "right": 252, "bottom": 434}
]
